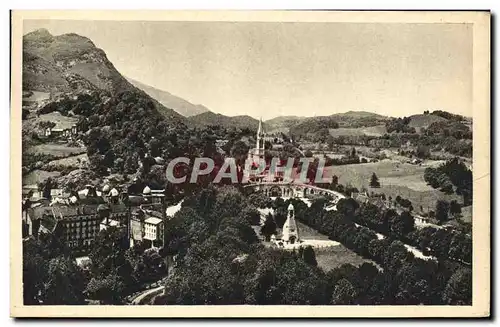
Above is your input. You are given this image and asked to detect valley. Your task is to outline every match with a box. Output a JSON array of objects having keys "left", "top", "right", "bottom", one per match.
[{"left": 20, "top": 28, "right": 473, "bottom": 307}]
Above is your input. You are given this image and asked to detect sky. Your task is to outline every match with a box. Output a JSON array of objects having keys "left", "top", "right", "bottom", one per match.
[{"left": 23, "top": 20, "right": 473, "bottom": 120}]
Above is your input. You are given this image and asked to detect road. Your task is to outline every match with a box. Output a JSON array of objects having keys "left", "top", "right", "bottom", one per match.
[{"left": 131, "top": 285, "right": 164, "bottom": 305}]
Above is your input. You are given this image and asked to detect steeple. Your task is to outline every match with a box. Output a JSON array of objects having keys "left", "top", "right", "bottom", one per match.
[
  {"left": 257, "top": 117, "right": 263, "bottom": 136},
  {"left": 247, "top": 117, "right": 267, "bottom": 167}
]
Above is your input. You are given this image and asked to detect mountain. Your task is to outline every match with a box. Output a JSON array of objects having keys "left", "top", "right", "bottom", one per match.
[
  {"left": 22, "top": 28, "right": 184, "bottom": 122},
  {"left": 189, "top": 112, "right": 260, "bottom": 130},
  {"left": 126, "top": 78, "right": 210, "bottom": 117}
]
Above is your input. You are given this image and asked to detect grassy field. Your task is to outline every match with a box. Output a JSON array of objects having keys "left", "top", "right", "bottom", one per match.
[
  {"left": 315, "top": 245, "right": 379, "bottom": 272},
  {"left": 328, "top": 125, "right": 386, "bottom": 137},
  {"left": 23, "top": 90, "right": 50, "bottom": 102},
  {"left": 44, "top": 153, "right": 88, "bottom": 170},
  {"left": 37, "top": 112, "right": 79, "bottom": 130},
  {"left": 296, "top": 222, "right": 378, "bottom": 271},
  {"left": 326, "top": 160, "right": 464, "bottom": 213},
  {"left": 26, "top": 143, "right": 86, "bottom": 158},
  {"left": 22, "top": 170, "right": 61, "bottom": 185},
  {"left": 297, "top": 222, "right": 330, "bottom": 240}
]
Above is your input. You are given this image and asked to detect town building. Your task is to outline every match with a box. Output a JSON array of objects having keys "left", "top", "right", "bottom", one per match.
[
  {"left": 144, "top": 216, "right": 164, "bottom": 248},
  {"left": 23, "top": 183, "right": 169, "bottom": 255},
  {"left": 129, "top": 207, "right": 165, "bottom": 248}
]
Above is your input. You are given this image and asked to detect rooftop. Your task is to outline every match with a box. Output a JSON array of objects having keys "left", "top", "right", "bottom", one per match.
[
  {"left": 100, "top": 218, "right": 120, "bottom": 227},
  {"left": 144, "top": 217, "right": 163, "bottom": 225}
]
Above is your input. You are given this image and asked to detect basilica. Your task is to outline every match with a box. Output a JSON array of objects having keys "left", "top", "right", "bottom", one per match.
[{"left": 247, "top": 118, "right": 284, "bottom": 164}]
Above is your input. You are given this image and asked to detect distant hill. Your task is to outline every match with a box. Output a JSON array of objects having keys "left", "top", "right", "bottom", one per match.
[
  {"left": 265, "top": 116, "right": 307, "bottom": 130},
  {"left": 126, "top": 78, "right": 210, "bottom": 117},
  {"left": 289, "top": 116, "right": 340, "bottom": 138},
  {"left": 330, "top": 111, "right": 390, "bottom": 128},
  {"left": 22, "top": 28, "right": 184, "bottom": 122},
  {"left": 189, "top": 112, "right": 260, "bottom": 130},
  {"left": 408, "top": 114, "right": 448, "bottom": 129},
  {"left": 331, "top": 110, "right": 388, "bottom": 119}
]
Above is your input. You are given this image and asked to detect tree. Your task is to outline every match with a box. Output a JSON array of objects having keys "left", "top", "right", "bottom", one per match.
[
  {"left": 449, "top": 200, "right": 462, "bottom": 217},
  {"left": 260, "top": 213, "right": 277, "bottom": 241},
  {"left": 416, "top": 145, "right": 431, "bottom": 159},
  {"left": 43, "top": 257, "right": 86, "bottom": 305},
  {"left": 41, "top": 177, "right": 56, "bottom": 200},
  {"left": 239, "top": 206, "right": 261, "bottom": 226},
  {"left": 440, "top": 180, "right": 454, "bottom": 194},
  {"left": 435, "top": 200, "right": 450, "bottom": 223},
  {"left": 39, "top": 120, "right": 56, "bottom": 130},
  {"left": 23, "top": 238, "right": 49, "bottom": 304},
  {"left": 231, "top": 140, "right": 250, "bottom": 165},
  {"left": 336, "top": 198, "right": 359, "bottom": 219},
  {"left": 330, "top": 175, "right": 339, "bottom": 188},
  {"left": 22, "top": 109, "right": 29, "bottom": 120},
  {"left": 442, "top": 268, "right": 472, "bottom": 305},
  {"left": 389, "top": 211, "right": 415, "bottom": 239},
  {"left": 88, "top": 153, "right": 108, "bottom": 176},
  {"left": 370, "top": 173, "right": 380, "bottom": 188},
  {"left": 85, "top": 274, "right": 125, "bottom": 304},
  {"left": 331, "top": 278, "right": 357, "bottom": 304},
  {"left": 89, "top": 227, "right": 134, "bottom": 292},
  {"left": 23, "top": 235, "right": 85, "bottom": 305},
  {"left": 302, "top": 246, "right": 318, "bottom": 267}
]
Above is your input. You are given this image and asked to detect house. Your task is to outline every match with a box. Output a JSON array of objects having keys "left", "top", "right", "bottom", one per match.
[
  {"left": 414, "top": 215, "right": 432, "bottom": 225},
  {"left": 38, "top": 111, "right": 78, "bottom": 140},
  {"left": 22, "top": 184, "right": 41, "bottom": 200},
  {"left": 144, "top": 216, "right": 164, "bottom": 248},
  {"left": 130, "top": 207, "right": 164, "bottom": 248},
  {"left": 51, "top": 128, "right": 66, "bottom": 138}
]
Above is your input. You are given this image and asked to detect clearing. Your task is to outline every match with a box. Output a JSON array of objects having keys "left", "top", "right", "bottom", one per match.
[
  {"left": 326, "top": 160, "right": 464, "bottom": 213},
  {"left": 315, "top": 245, "right": 378, "bottom": 272},
  {"left": 25, "top": 143, "right": 86, "bottom": 158},
  {"left": 22, "top": 170, "right": 61, "bottom": 185},
  {"left": 43, "top": 153, "right": 88, "bottom": 170},
  {"left": 296, "top": 221, "right": 378, "bottom": 271},
  {"left": 328, "top": 125, "right": 387, "bottom": 137}
]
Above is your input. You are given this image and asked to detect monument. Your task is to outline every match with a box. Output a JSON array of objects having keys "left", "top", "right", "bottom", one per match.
[{"left": 282, "top": 203, "right": 299, "bottom": 244}]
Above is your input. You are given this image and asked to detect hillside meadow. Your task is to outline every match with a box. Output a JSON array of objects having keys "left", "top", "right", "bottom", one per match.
[{"left": 326, "top": 160, "right": 467, "bottom": 215}]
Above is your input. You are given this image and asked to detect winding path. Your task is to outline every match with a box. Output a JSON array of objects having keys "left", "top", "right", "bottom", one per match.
[{"left": 131, "top": 285, "right": 164, "bottom": 305}]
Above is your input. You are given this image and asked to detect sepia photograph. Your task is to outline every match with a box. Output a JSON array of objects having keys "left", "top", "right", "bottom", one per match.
[{"left": 10, "top": 10, "right": 490, "bottom": 318}]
